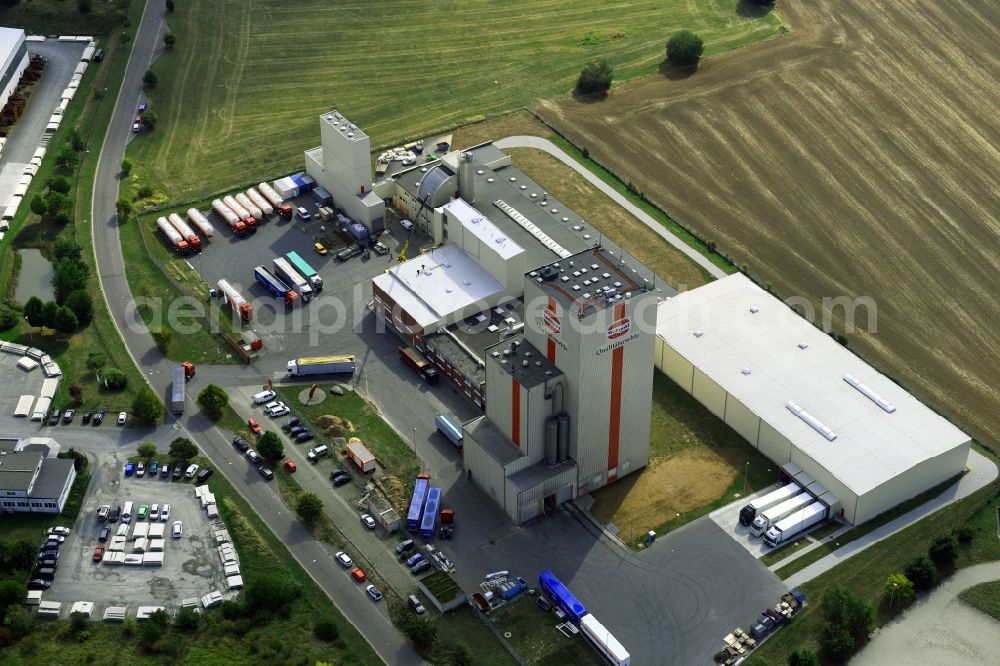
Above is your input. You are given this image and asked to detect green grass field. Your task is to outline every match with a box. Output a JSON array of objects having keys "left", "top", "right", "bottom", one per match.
[
  {"left": 0, "top": 0, "right": 129, "bottom": 37},
  {"left": 959, "top": 581, "right": 1000, "bottom": 622},
  {"left": 128, "top": 0, "right": 786, "bottom": 200}
]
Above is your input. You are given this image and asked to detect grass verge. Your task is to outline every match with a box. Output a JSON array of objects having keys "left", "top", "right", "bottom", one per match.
[
  {"left": 958, "top": 581, "right": 1000, "bottom": 622},
  {"left": 773, "top": 473, "right": 965, "bottom": 578},
  {"left": 489, "top": 594, "right": 604, "bottom": 666},
  {"left": 757, "top": 521, "right": 845, "bottom": 567}
]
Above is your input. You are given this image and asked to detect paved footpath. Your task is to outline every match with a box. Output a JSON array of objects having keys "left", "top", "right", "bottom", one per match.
[
  {"left": 495, "top": 135, "right": 727, "bottom": 280},
  {"left": 853, "top": 561, "right": 1000, "bottom": 666},
  {"left": 786, "top": 450, "right": 997, "bottom": 587}
]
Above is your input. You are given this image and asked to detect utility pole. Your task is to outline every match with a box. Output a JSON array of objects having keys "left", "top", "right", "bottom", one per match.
[{"left": 743, "top": 461, "right": 750, "bottom": 495}]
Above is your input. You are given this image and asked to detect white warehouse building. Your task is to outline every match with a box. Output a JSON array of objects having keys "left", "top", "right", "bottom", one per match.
[
  {"left": 654, "top": 274, "right": 971, "bottom": 526},
  {"left": 0, "top": 27, "right": 28, "bottom": 112}
]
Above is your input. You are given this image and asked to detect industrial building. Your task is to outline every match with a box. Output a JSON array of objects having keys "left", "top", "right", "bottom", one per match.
[
  {"left": 654, "top": 274, "right": 971, "bottom": 525},
  {"left": 0, "top": 436, "right": 77, "bottom": 513},
  {"left": 0, "top": 27, "right": 28, "bottom": 112},
  {"left": 304, "top": 110, "right": 386, "bottom": 233}
]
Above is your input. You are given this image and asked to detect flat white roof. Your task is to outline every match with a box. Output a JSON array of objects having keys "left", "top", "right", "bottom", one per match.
[
  {"left": 372, "top": 244, "right": 503, "bottom": 329},
  {"left": 656, "top": 274, "right": 970, "bottom": 495},
  {"left": 443, "top": 197, "right": 523, "bottom": 260},
  {"left": 0, "top": 27, "right": 24, "bottom": 70}
]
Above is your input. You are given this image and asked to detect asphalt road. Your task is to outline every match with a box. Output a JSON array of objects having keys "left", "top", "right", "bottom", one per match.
[{"left": 87, "top": 1, "right": 421, "bottom": 662}]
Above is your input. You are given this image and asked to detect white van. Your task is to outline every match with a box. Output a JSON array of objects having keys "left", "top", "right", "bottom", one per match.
[
  {"left": 307, "top": 445, "right": 329, "bottom": 462},
  {"left": 122, "top": 501, "right": 134, "bottom": 524},
  {"left": 252, "top": 390, "right": 276, "bottom": 405}
]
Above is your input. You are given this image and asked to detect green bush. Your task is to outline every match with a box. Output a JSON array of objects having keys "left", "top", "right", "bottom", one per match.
[
  {"left": 313, "top": 617, "right": 340, "bottom": 642},
  {"left": 197, "top": 384, "right": 229, "bottom": 420},
  {"left": 575, "top": 59, "right": 613, "bottom": 96},
  {"left": 666, "top": 30, "right": 705, "bottom": 67},
  {"left": 953, "top": 524, "right": 976, "bottom": 544},
  {"left": 904, "top": 555, "right": 937, "bottom": 591},
  {"left": 0, "top": 304, "right": 18, "bottom": 331},
  {"left": 102, "top": 368, "right": 128, "bottom": 391},
  {"left": 928, "top": 534, "right": 959, "bottom": 567}
]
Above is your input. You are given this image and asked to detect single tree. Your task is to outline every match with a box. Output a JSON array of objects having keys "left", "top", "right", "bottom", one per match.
[
  {"left": 132, "top": 386, "right": 164, "bottom": 424},
  {"left": 820, "top": 623, "right": 854, "bottom": 662},
  {"left": 151, "top": 327, "right": 172, "bottom": 353},
  {"left": 137, "top": 442, "right": 157, "bottom": 460},
  {"left": 56, "top": 147, "right": 79, "bottom": 172},
  {"left": 138, "top": 617, "right": 163, "bottom": 648},
  {"left": 24, "top": 296, "right": 44, "bottom": 327},
  {"left": 244, "top": 574, "right": 299, "bottom": 615},
  {"left": 884, "top": 572, "right": 915, "bottom": 606},
  {"left": 164, "top": 33, "right": 176, "bottom": 49},
  {"left": 41, "top": 301, "right": 59, "bottom": 329},
  {"left": 68, "top": 384, "right": 83, "bottom": 402},
  {"left": 143, "top": 70, "right": 158, "bottom": 88},
  {"left": 143, "top": 109, "right": 159, "bottom": 129},
  {"left": 575, "top": 59, "right": 614, "bottom": 96},
  {"left": 928, "top": 534, "right": 959, "bottom": 567},
  {"left": 0, "top": 578, "right": 28, "bottom": 616},
  {"left": 953, "top": 524, "right": 976, "bottom": 544},
  {"left": 787, "top": 649, "right": 819, "bottom": 666},
  {"left": 666, "top": 30, "right": 705, "bottom": 68},
  {"left": 45, "top": 190, "right": 71, "bottom": 216},
  {"left": 169, "top": 437, "right": 198, "bottom": 461},
  {"left": 53, "top": 239, "right": 82, "bottom": 261},
  {"left": 116, "top": 197, "right": 133, "bottom": 220},
  {"left": 65, "top": 290, "right": 94, "bottom": 327},
  {"left": 314, "top": 617, "right": 340, "bottom": 641},
  {"left": 399, "top": 612, "right": 438, "bottom": 654},
  {"left": 197, "top": 384, "right": 228, "bottom": 420},
  {"left": 174, "top": 606, "right": 200, "bottom": 631},
  {"left": 8, "top": 540, "right": 37, "bottom": 572},
  {"left": 102, "top": 368, "right": 128, "bottom": 390},
  {"left": 54, "top": 306, "right": 79, "bottom": 333},
  {"left": 48, "top": 175, "right": 72, "bottom": 194},
  {"left": 447, "top": 642, "right": 474, "bottom": 666},
  {"left": 121, "top": 158, "right": 133, "bottom": 176},
  {"left": 904, "top": 555, "right": 937, "bottom": 591},
  {"left": 258, "top": 431, "right": 284, "bottom": 460},
  {"left": 745, "top": 0, "right": 775, "bottom": 6},
  {"left": 69, "top": 128, "right": 85, "bottom": 152},
  {"left": 296, "top": 492, "right": 323, "bottom": 523},
  {"left": 53, "top": 258, "right": 88, "bottom": 303},
  {"left": 30, "top": 194, "right": 48, "bottom": 216},
  {"left": 0, "top": 305, "right": 16, "bottom": 331},
  {"left": 166, "top": 0, "right": 174, "bottom": 12},
  {"left": 120, "top": 32, "right": 132, "bottom": 44},
  {"left": 57, "top": 448, "right": 88, "bottom": 472},
  {"left": 77, "top": 0, "right": 91, "bottom": 14}
]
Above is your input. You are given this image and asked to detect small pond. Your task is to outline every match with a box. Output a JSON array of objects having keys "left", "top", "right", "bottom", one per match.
[{"left": 15, "top": 248, "right": 55, "bottom": 304}]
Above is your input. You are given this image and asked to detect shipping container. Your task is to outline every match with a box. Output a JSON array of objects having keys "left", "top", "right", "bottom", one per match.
[
  {"left": 186, "top": 208, "right": 215, "bottom": 238},
  {"left": 311, "top": 186, "right": 333, "bottom": 207},
  {"left": 579, "top": 614, "right": 630, "bottom": 666},
  {"left": 347, "top": 439, "right": 376, "bottom": 474},
  {"left": 538, "top": 571, "right": 587, "bottom": 625},
  {"left": 286, "top": 251, "right": 324, "bottom": 292},
  {"left": 420, "top": 487, "right": 441, "bottom": 540},
  {"left": 254, "top": 266, "right": 297, "bottom": 307},
  {"left": 273, "top": 177, "right": 298, "bottom": 200}
]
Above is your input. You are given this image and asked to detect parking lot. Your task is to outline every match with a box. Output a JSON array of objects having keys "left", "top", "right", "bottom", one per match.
[
  {"left": 40, "top": 461, "right": 229, "bottom": 611},
  {"left": 186, "top": 194, "right": 414, "bottom": 358},
  {"left": 0, "top": 352, "right": 46, "bottom": 428}
]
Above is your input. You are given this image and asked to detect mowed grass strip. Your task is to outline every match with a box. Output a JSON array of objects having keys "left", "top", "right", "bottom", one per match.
[
  {"left": 127, "top": 0, "right": 785, "bottom": 200},
  {"left": 958, "top": 581, "right": 1000, "bottom": 622}
]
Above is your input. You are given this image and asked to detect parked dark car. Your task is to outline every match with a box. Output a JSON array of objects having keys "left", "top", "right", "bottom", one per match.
[
  {"left": 258, "top": 467, "right": 274, "bottom": 481},
  {"left": 99, "top": 527, "right": 111, "bottom": 542},
  {"left": 289, "top": 425, "right": 308, "bottom": 437},
  {"left": 81, "top": 412, "right": 92, "bottom": 424},
  {"left": 281, "top": 417, "right": 300, "bottom": 431},
  {"left": 109, "top": 506, "right": 120, "bottom": 522},
  {"left": 395, "top": 539, "right": 415, "bottom": 555},
  {"left": 330, "top": 470, "right": 351, "bottom": 486},
  {"left": 295, "top": 431, "right": 315, "bottom": 443},
  {"left": 232, "top": 436, "right": 250, "bottom": 452},
  {"left": 38, "top": 557, "right": 58, "bottom": 568},
  {"left": 92, "top": 410, "right": 105, "bottom": 426},
  {"left": 196, "top": 468, "right": 213, "bottom": 483},
  {"left": 411, "top": 560, "right": 431, "bottom": 575},
  {"left": 27, "top": 579, "right": 51, "bottom": 590},
  {"left": 336, "top": 242, "right": 363, "bottom": 262},
  {"left": 172, "top": 464, "right": 184, "bottom": 479},
  {"left": 49, "top": 411, "right": 60, "bottom": 426},
  {"left": 160, "top": 464, "right": 170, "bottom": 478},
  {"left": 62, "top": 410, "right": 75, "bottom": 424},
  {"left": 33, "top": 567, "right": 56, "bottom": 581}
]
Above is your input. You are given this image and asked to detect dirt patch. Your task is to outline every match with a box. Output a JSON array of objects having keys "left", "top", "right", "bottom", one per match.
[
  {"left": 591, "top": 448, "right": 738, "bottom": 538},
  {"left": 451, "top": 110, "right": 551, "bottom": 148},
  {"left": 537, "top": 0, "right": 1000, "bottom": 452}
]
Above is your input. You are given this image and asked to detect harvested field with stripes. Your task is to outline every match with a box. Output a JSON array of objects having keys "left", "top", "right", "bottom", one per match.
[
  {"left": 538, "top": 0, "right": 1000, "bottom": 451},
  {"left": 128, "top": 0, "right": 784, "bottom": 199}
]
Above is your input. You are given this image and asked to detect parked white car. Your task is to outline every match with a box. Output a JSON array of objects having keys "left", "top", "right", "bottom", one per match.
[
  {"left": 172, "top": 521, "right": 183, "bottom": 538},
  {"left": 160, "top": 504, "right": 170, "bottom": 521},
  {"left": 265, "top": 402, "right": 289, "bottom": 417}
]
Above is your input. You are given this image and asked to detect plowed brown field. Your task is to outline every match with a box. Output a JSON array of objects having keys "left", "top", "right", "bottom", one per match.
[{"left": 538, "top": 1, "right": 1000, "bottom": 450}]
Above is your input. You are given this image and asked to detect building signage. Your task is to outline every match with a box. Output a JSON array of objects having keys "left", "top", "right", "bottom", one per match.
[
  {"left": 543, "top": 308, "right": 561, "bottom": 334},
  {"left": 607, "top": 317, "right": 631, "bottom": 340}
]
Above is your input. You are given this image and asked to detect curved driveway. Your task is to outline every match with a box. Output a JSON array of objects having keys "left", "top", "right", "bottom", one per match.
[
  {"left": 88, "top": 2, "right": 420, "bottom": 663},
  {"left": 494, "top": 135, "right": 727, "bottom": 280}
]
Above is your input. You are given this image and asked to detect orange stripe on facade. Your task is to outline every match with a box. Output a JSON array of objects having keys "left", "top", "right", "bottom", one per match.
[
  {"left": 608, "top": 303, "right": 625, "bottom": 478},
  {"left": 547, "top": 338, "right": 556, "bottom": 364},
  {"left": 511, "top": 378, "right": 521, "bottom": 447}
]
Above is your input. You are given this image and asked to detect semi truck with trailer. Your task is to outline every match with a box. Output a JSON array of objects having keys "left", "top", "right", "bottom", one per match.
[
  {"left": 407, "top": 474, "right": 430, "bottom": 531},
  {"left": 750, "top": 492, "right": 814, "bottom": 538},
  {"left": 286, "top": 251, "right": 323, "bottom": 292},
  {"left": 211, "top": 199, "right": 246, "bottom": 236},
  {"left": 272, "top": 257, "right": 314, "bottom": 302},
  {"left": 254, "top": 266, "right": 297, "bottom": 307},
  {"left": 434, "top": 414, "right": 463, "bottom": 451},
  {"left": 223, "top": 195, "right": 257, "bottom": 230},
  {"left": 236, "top": 192, "right": 264, "bottom": 222},
  {"left": 764, "top": 501, "right": 829, "bottom": 548},
  {"left": 246, "top": 187, "right": 274, "bottom": 217},
  {"left": 168, "top": 213, "right": 201, "bottom": 252},
  {"left": 169, "top": 365, "right": 187, "bottom": 413},
  {"left": 155, "top": 217, "right": 190, "bottom": 254},
  {"left": 286, "top": 355, "right": 356, "bottom": 377},
  {"left": 216, "top": 279, "right": 252, "bottom": 323},
  {"left": 399, "top": 346, "right": 440, "bottom": 384},
  {"left": 186, "top": 208, "right": 215, "bottom": 238},
  {"left": 420, "top": 486, "right": 441, "bottom": 540},
  {"left": 258, "top": 181, "right": 293, "bottom": 219},
  {"left": 739, "top": 482, "right": 801, "bottom": 526}
]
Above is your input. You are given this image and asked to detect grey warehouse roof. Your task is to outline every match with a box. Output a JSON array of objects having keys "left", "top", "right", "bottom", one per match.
[
  {"left": 464, "top": 415, "right": 525, "bottom": 467},
  {"left": 28, "top": 458, "right": 74, "bottom": 499}
]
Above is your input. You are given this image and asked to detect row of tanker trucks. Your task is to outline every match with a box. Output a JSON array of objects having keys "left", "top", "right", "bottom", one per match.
[{"left": 157, "top": 183, "right": 293, "bottom": 252}]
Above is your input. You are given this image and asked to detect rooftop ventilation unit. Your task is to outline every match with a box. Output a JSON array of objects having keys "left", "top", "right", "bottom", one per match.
[
  {"left": 750, "top": 306, "right": 760, "bottom": 313},
  {"left": 787, "top": 401, "right": 837, "bottom": 441},
  {"left": 741, "top": 368, "right": 751, "bottom": 375},
  {"left": 492, "top": 199, "right": 572, "bottom": 259},
  {"left": 798, "top": 342, "right": 809, "bottom": 349},
  {"left": 694, "top": 330, "right": 704, "bottom": 337},
  {"left": 844, "top": 374, "right": 896, "bottom": 413}
]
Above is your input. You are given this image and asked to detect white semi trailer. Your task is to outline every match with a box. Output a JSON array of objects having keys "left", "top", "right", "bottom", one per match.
[
  {"left": 750, "top": 492, "right": 814, "bottom": 538},
  {"left": 739, "top": 482, "right": 801, "bottom": 526},
  {"left": 764, "top": 502, "right": 829, "bottom": 548}
]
